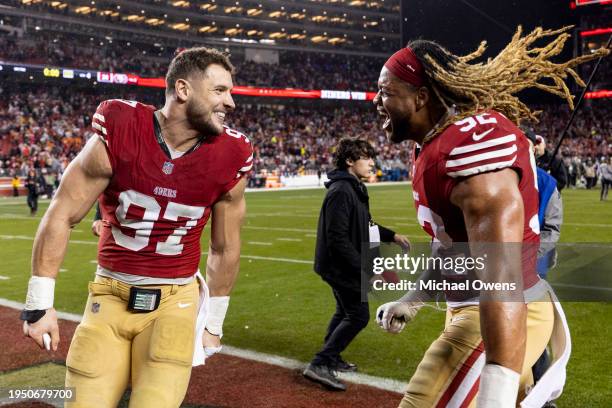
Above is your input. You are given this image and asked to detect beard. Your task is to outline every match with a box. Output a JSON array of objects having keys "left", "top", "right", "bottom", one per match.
[
  {"left": 186, "top": 100, "right": 223, "bottom": 136},
  {"left": 386, "top": 112, "right": 413, "bottom": 144}
]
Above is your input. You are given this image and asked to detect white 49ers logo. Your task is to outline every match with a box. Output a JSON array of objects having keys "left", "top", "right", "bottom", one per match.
[{"left": 112, "top": 190, "right": 205, "bottom": 255}]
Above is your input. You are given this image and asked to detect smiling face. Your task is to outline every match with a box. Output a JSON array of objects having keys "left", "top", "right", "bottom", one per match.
[{"left": 185, "top": 63, "right": 235, "bottom": 136}]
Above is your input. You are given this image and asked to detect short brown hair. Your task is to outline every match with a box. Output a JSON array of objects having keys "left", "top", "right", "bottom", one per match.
[
  {"left": 165, "top": 47, "right": 235, "bottom": 95},
  {"left": 334, "top": 138, "right": 377, "bottom": 170}
]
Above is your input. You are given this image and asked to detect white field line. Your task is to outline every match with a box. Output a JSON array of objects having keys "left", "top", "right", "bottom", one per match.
[
  {"left": 0, "top": 276, "right": 10, "bottom": 280},
  {"left": 201, "top": 252, "right": 312, "bottom": 265},
  {"left": 551, "top": 283, "right": 612, "bottom": 292},
  {"left": 0, "top": 234, "right": 35, "bottom": 240},
  {"left": 276, "top": 238, "right": 303, "bottom": 242},
  {"left": 0, "top": 298, "right": 82, "bottom": 322},
  {"left": 248, "top": 213, "right": 316, "bottom": 218},
  {"left": 67, "top": 239, "right": 97, "bottom": 245},
  {"left": 0, "top": 298, "right": 405, "bottom": 394},
  {"left": 241, "top": 255, "right": 311, "bottom": 264},
  {"left": 244, "top": 226, "right": 315, "bottom": 233},
  {"left": 1, "top": 211, "right": 610, "bottom": 229},
  {"left": 245, "top": 181, "right": 411, "bottom": 194},
  {"left": 0, "top": 234, "right": 312, "bottom": 265},
  {"left": 221, "top": 345, "right": 406, "bottom": 393},
  {"left": 248, "top": 204, "right": 316, "bottom": 208},
  {"left": 0, "top": 234, "right": 96, "bottom": 245},
  {"left": 0, "top": 199, "right": 51, "bottom": 206},
  {"left": 247, "top": 241, "right": 273, "bottom": 246},
  {"left": 564, "top": 223, "right": 612, "bottom": 228},
  {"left": 0, "top": 214, "right": 42, "bottom": 220}
]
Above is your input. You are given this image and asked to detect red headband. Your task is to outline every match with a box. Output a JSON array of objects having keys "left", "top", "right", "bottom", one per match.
[{"left": 383, "top": 47, "right": 425, "bottom": 87}]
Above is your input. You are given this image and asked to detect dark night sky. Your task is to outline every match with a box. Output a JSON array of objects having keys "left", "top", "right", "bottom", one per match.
[{"left": 400, "top": 0, "right": 579, "bottom": 58}]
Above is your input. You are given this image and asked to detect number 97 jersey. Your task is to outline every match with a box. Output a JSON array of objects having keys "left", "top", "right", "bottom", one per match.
[{"left": 92, "top": 99, "right": 253, "bottom": 279}]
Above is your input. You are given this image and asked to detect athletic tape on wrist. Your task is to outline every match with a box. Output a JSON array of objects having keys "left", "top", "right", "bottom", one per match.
[
  {"left": 206, "top": 296, "right": 230, "bottom": 337},
  {"left": 25, "top": 276, "right": 55, "bottom": 310},
  {"left": 204, "top": 346, "right": 222, "bottom": 357},
  {"left": 477, "top": 363, "right": 520, "bottom": 408}
]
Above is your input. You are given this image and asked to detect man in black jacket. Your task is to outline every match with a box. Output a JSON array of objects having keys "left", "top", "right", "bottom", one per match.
[
  {"left": 303, "top": 138, "right": 410, "bottom": 391},
  {"left": 534, "top": 135, "right": 568, "bottom": 192}
]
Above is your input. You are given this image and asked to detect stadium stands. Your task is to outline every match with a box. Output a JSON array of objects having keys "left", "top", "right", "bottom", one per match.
[
  {"left": 0, "top": 30, "right": 384, "bottom": 90},
  {"left": 0, "top": 86, "right": 412, "bottom": 185},
  {"left": 0, "top": 1, "right": 608, "bottom": 191},
  {"left": 1, "top": 84, "right": 609, "bottom": 191}
]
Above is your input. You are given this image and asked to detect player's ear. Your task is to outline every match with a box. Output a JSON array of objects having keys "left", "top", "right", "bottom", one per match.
[
  {"left": 174, "top": 79, "right": 190, "bottom": 103},
  {"left": 415, "top": 87, "right": 429, "bottom": 111}
]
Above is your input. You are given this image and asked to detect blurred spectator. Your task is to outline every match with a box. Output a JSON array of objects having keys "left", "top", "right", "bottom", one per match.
[
  {"left": 599, "top": 157, "right": 612, "bottom": 201},
  {"left": 535, "top": 135, "right": 569, "bottom": 192},
  {"left": 12, "top": 174, "right": 20, "bottom": 196},
  {"left": 1, "top": 85, "right": 609, "bottom": 189},
  {"left": 25, "top": 169, "right": 42, "bottom": 215},
  {"left": 582, "top": 158, "right": 597, "bottom": 190}
]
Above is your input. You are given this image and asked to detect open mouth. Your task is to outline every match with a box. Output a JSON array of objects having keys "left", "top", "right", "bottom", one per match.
[{"left": 378, "top": 110, "right": 391, "bottom": 131}]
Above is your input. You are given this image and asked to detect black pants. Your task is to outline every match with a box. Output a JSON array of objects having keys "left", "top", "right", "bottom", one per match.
[
  {"left": 311, "top": 285, "right": 370, "bottom": 366},
  {"left": 27, "top": 193, "right": 38, "bottom": 213},
  {"left": 601, "top": 179, "right": 610, "bottom": 200},
  {"left": 586, "top": 177, "right": 596, "bottom": 189}
]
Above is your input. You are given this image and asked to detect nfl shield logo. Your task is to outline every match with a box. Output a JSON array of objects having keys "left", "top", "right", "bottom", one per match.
[{"left": 162, "top": 161, "right": 174, "bottom": 175}]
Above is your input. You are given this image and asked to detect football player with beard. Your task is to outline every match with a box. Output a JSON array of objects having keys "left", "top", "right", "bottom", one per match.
[
  {"left": 374, "top": 27, "right": 608, "bottom": 408},
  {"left": 20, "top": 47, "right": 253, "bottom": 407}
]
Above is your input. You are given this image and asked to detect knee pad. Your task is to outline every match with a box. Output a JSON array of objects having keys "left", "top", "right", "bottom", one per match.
[
  {"left": 66, "top": 325, "right": 106, "bottom": 378},
  {"left": 149, "top": 317, "right": 194, "bottom": 366}
]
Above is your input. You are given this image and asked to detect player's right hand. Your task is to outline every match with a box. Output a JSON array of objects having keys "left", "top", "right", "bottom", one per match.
[
  {"left": 202, "top": 329, "right": 222, "bottom": 359},
  {"left": 91, "top": 220, "right": 104, "bottom": 237},
  {"left": 376, "top": 301, "right": 422, "bottom": 334},
  {"left": 23, "top": 308, "right": 60, "bottom": 352}
]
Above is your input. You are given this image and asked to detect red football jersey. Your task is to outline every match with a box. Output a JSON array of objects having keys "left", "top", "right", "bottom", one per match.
[
  {"left": 411, "top": 110, "right": 540, "bottom": 299},
  {"left": 91, "top": 99, "right": 253, "bottom": 279}
]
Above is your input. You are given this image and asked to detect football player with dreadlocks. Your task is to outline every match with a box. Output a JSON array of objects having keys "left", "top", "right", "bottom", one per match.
[{"left": 374, "top": 27, "right": 608, "bottom": 408}]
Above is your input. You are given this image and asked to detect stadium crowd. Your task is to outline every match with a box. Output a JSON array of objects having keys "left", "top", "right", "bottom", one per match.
[
  {"left": 1, "top": 29, "right": 383, "bottom": 90},
  {"left": 0, "top": 86, "right": 610, "bottom": 192}
]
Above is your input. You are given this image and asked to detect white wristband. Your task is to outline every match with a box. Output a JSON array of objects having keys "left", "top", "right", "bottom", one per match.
[
  {"left": 25, "top": 276, "right": 55, "bottom": 310},
  {"left": 477, "top": 363, "right": 520, "bottom": 408},
  {"left": 206, "top": 296, "right": 230, "bottom": 337}
]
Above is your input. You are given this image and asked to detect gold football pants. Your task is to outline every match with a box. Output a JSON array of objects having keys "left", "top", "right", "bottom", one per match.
[
  {"left": 65, "top": 276, "right": 199, "bottom": 408},
  {"left": 399, "top": 295, "right": 554, "bottom": 408}
]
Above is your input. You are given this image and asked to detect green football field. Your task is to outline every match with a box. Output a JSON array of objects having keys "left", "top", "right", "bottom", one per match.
[{"left": 0, "top": 185, "right": 610, "bottom": 406}]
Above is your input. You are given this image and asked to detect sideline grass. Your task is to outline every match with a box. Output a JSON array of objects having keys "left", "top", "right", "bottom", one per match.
[{"left": 0, "top": 186, "right": 610, "bottom": 406}]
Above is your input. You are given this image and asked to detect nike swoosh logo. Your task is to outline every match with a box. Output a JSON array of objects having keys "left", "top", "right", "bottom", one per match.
[
  {"left": 472, "top": 128, "right": 495, "bottom": 141},
  {"left": 178, "top": 302, "right": 192, "bottom": 308}
]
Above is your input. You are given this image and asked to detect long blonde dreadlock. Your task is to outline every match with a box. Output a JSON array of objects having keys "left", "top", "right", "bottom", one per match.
[{"left": 411, "top": 26, "right": 610, "bottom": 142}]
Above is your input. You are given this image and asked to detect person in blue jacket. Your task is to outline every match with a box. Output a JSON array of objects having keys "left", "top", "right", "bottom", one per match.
[{"left": 525, "top": 129, "right": 563, "bottom": 408}]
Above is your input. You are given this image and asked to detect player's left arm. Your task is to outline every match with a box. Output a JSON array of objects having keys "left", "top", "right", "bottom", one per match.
[
  {"left": 450, "top": 168, "right": 526, "bottom": 407},
  {"left": 203, "top": 177, "right": 247, "bottom": 350}
]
